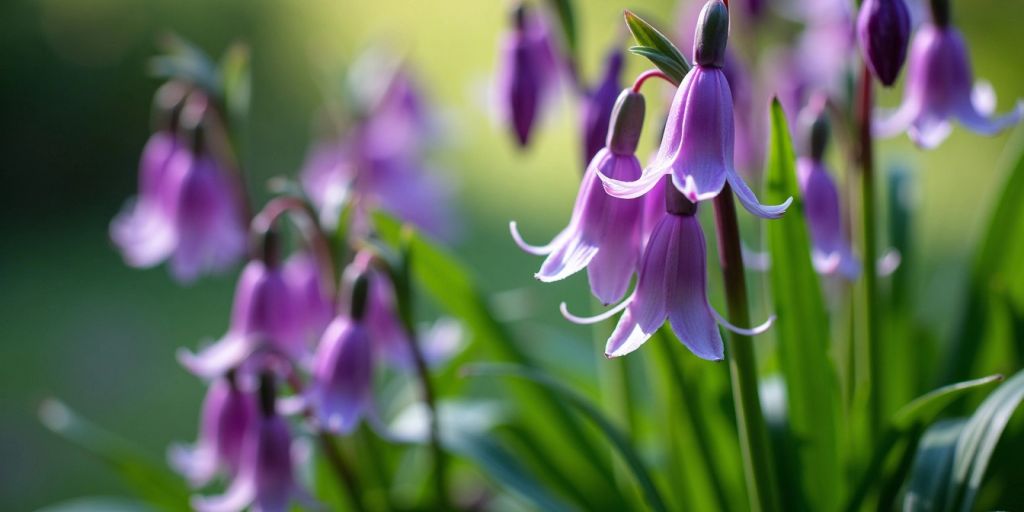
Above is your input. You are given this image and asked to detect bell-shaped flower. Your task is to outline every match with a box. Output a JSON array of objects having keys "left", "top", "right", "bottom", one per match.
[
  {"left": 600, "top": 0, "right": 790, "bottom": 219},
  {"left": 170, "top": 375, "right": 257, "bottom": 487},
  {"left": 495, "top": 4, "right": 560, "bottom": 147},
  {"left": 309, "top": 269, "right": 373, "bottom": 434},
  {"left": 192, "top": 378, "right": 314, "bottom": 512},
  {"left": 797, "top": 158, "right": 861, "bottom": 279},
  {"left": 179, "top": 259, "right": 304, "bottom": 379},
  {"left": 857, "top": 0, "right": 912, "bottom": 86},
  {"left": 562, "top": 188, "right": 773, "bottom": 360},
  {"left": 510, "top": 89, "right": 647, "bottom": 305},
  {"left": 580, "top": 49, "right": 623, "bottom": 165},
  {"left": 875, "top": 6, "right": 1023, "bottom": 148},
  {"left": 284, "top": 251, "right": 335, "bottom": 345}
]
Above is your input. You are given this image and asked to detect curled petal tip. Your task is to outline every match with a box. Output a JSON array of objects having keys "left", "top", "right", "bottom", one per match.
[
  {"left": 509, "top": 221, "right": 554, "bottom": 255},
  {"left": 877, "top": 249, "right": 902, "bottom": 277},
  {"left": 559, "top": 295, "right": 631, "bottom": 325},
  {"left": 713, "top": 308, "right": 775, "bottom": 336}
]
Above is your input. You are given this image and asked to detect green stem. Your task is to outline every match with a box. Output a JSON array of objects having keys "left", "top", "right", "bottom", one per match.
[
  {"left": 857, "top": 63, "right": 883, "bottom": 442},
  {"left": 712, "top": 187, "right": 781, "bottom": 512},
  {"left": 317, "top": 432, "right": 368, "bottom": 512}
]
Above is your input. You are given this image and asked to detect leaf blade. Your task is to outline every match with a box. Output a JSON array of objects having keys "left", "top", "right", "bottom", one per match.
[{"left": 623, "top": 10, "right": 690, "bottom": 84}]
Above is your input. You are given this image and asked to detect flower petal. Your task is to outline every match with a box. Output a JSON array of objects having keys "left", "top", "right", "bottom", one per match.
[
  {"left": 631, "top": 216, "right": 674, "bottom": 333},
  {"left": 178, "top": 335, "right": 255, "bottom": 379},
  {"left": 191, "top": 472, "right": 256, "bottom": 512},
  {"left": 727, "top": 171, "right": 792, "bottom": 219},
  {"left": 560, "top": 292, "right": 633, "bottom": 325},
  {"left": 168, "top": 443, "right": 219, "bottom": 488},
  {"left": 598, "top": 165, "right": 667, "bottom": 199},
  {"left": 605, "top": 309, "right": 653, "bottom": 358},
  {"left": 712, "top": 309, "right": 775, "bottom": 337},
  {"left": 509, "top": 221, "right": 560, "bottom": 255},
  {"left": 535, "top": 232, "right": 598, "bottom": 282},
  {"left": 955, "top": 97, "right": 1023, "bottom": 137},
  {"left": 908, "top": 116, "right": 953, "bottom": 149},
  {"left": 665, "top": 216, "right": 724, "bottom": 361}
]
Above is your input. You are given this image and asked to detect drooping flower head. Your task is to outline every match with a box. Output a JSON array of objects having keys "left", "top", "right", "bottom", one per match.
[
  {"left": 170, "top": 373, "right": 257, "bottom": 487},
  {"left": 300, "top": 59, "right": 458, "bottom": 241},
  {"left": 179, "top": 235, "right": 305, "bottom": 379},
  {"left": 112, "top": 88, "right": 248, "bottom": 282},
  {"left": 876, "top": 0, "right": 1023, "bottom": 148},
  {"left": 601, "top": 0, "right": 791, "bottom": 219},
  {"left": 511, "top": 89, "right": 647, "bottom": 305},
  {"left": 309, "top": 262, "right": 374, "bottom": 434},
  {"left": 580, "top": 47, "right": 623, "bottom": 165},
  {"left": 857, "top": 0, "right": 912, "bottom": 86},
  {"left": 284, "top": 250, "right": 335, "bottom": 345},
  {"left": 192, "top": 374, "right": 314, "bottom": 512},
  {"left": 562, "top": 185, "right": 773, "bottom": 359},
  {"left": 797, "top": 99, "right": 860, "bottom": 279},
  {"left": 495, "top": 3, "right": 561, "bottom": 147}
]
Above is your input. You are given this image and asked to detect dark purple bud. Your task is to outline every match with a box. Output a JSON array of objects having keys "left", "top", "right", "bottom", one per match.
[
  {"left": 581, "top": 49, "right": 623, "bottom": 164},
  {"left": 929, "top": 0, "right": 950, "bottom": 27},
  {"left": 496, "top": 4, "right": 545, "bottom": 147},
  {"left": 798, "top": 96, "right": 831, "bottom": 161},
  {"left": 694, "top": 0, "right": 730, "bottom": 68},
  {"left": 606, "top": 89, "right": 646, "bottom": 156},
  {"left": 857, "top": 0, "right": 912, "bottom": 86}
]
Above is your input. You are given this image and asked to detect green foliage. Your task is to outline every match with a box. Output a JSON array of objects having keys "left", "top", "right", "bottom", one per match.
[
  {"left": 623, "top": 10, "right": 690, "bottom": 84},
  {"left": 763, "top": 99, "right": 842, "bottom": 511},
  {"left": 544, "top": 0, "right": 578, "bottom": 62}
]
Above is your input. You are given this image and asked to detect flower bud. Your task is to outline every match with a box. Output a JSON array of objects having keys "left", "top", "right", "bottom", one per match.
[
  {"left": 799, "top": 98, "right": 831, "bottom": 162},
  {"left": 857, "top": 0, "right": 912, "bottom": 86},
  {"left": 929, "top": 0, "right": 950, "bottom": 27},
  {"left": 694, "top": 0, "right": 730, "bottom": 68},
  {"left": 607, "top": 89, "right": 646, "bottom": 156}
]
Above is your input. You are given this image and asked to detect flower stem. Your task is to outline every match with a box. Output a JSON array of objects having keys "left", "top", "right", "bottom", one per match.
[
  {"left": 856, "top": 63, "right": 883, "bottom": 442},
  {"left": 317, "top": 431, "right": 368, "bottom": 512},
  {"left": 713, "top": 187, "right": 780, "bottom": 512}
]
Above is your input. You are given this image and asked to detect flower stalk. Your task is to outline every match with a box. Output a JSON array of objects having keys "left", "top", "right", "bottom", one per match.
[{"left": 712, "top": 186, "right": 780, "bottom": 512}]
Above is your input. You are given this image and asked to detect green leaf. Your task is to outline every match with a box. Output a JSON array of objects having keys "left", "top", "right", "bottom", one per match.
[
  {"left": 465, "top": 363, "right": 669, "bottom": 512},
  {"left": 623, "top": 10, "right": 690, "bottom": 84},
  {"left": 149, "top": 34, "right": 222, "bottom": 97},
  {"left": 38, "top": 399, "right": 191, "bottom": 511},
  {"left": 843, "top": 375, "right": 1001, "bottom": 512},
  {"left": 219, "top": 42, "right": 251, "bottom": 125},
  {"left": 544, "top": 0, "right": 578, "bottom": 61},
  {"left": 948, "top": 368, "right": 1024, "bottom": 511},
  {"left": 891, "top": 374, "right": 1004, "bottom": 430},
  {"left": 35, "top": 497, "right": 153, "bottom": 512},
  {"left": 904, "top": 419, "right": 967, "bottom": 512},
  {"left": 942, "top": 127, "right": 1024, "bottom": 383},
  {"left": 763, "top": 98, "right": 842, "bottom": 511}
]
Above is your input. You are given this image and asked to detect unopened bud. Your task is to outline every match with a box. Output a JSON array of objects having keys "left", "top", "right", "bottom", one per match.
[
  {"left": 607, "top": 89, "right": 646, "bottom": 155},
  {"left": 694, "top": 0, "right": 730, "bottom": 68}
]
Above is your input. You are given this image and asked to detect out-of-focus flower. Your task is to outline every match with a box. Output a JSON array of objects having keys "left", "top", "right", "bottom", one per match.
[
  {"left": 875, "top": 2, "right": 1023, "bottom": 148},
  {"left": 563, "top": 187, "right": 773, "bottom": 360},
  {"left": 495, "top": 3, "right": 561, "bottom": 147},
  {"left": 580, "top": 48, "right": 623, "bottom": 165},
  {"left": 111, "top": 91, "right": 247, "bottom": 283},
  {"left": 309, "top": 266, "right": 373, "bottom": 434},
  {"left": 600, "top": 1, "right": 790, "bottom": 218},
  {"left": 179, "top": 258, "right": 304, "bottom": 379},
  {"left": 192, "top": 376, "right": 313, "bottom": 512},
  {"left": 301, "top": 65, "right": 458, "bottom": 241},
  {"left": 170, "top": 375, "right": 257, "bottom": 487},
  {"left": 857, "top": 0, "right": 912, "bottom": 86},
  {"left": 510, "top": 89, "right": 647, "bottom": 305},
  {"left": 284, "top": 251, "right": 335, "bottom": 345}
]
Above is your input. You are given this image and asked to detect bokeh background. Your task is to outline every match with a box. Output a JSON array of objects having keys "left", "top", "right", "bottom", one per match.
[{"left": 2, "top": 0, "right": 1022, "bottom": 509}]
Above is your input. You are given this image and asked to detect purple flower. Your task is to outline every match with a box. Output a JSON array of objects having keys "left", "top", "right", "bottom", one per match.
[
  {"left": 495, "top": 4, "right": 560, "bottom": 147},
  {"left": 310, "top": 315, "right": 373, "bottom": 434},
  {"left": 601, "top": 1, "right": 790, "bottom": 219},
  {"left": 581, "top": 49, "right": 623, "bottom": 165},
  {"left": 797, "top": 158, "right": 860, "bottom": 279},
  {"left": 170, "top": 376, "right": 257, "bottom": 487},
  {"left": 284, "top": 251, "right": 335, "bottom": 345},
  {"left": 179, "top": 260, "right": 305, "bottom": 379},
  {"left": 192, "top": 390, "right": 313, "bottom": 512},
  {"left": 510, "top": 90, "right": 647, "bottom": 305},
  {"left": 875, "top": 22, "right": 1023, "bottom": 148},
  {"left": 110, "top": 131, "right": 179, "bottom": 269},
  {"left": 562, "top": 189, "right": 773, "bottom": 359},
  {"left": 857, "top": 0, "right": 912, "bottom": 86}
]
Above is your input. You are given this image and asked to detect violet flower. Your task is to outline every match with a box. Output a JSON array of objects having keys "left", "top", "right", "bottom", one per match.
[
  {"left": 112, "top": 94, "right": 247, "bottom": 283},
  {"left": 179, "top": 258, "right": 304, "bottom": 379},
  {"left": 875, "top": 1, "right": 1023, "bottom": 148},
  {"left": 495, "top": 3, "right": 559, "bottom": 147},
  {"left": 563, "top": 187, "right": 773, "bottom": 359},
  {"left": 170, "top": 374, "right": 257, "bottom": 487},
  {"left": 510, "top": 89, "right": 647, "bottom": 305},
  {"left": 309, "top": 269, "right": 373, "bottom": 434},
  {"left": 284, "top": 251, "right": 335, "bottom": 345},
  {"left": 600, "top": 1, "right": 790, "bottom": 218},
  {"left": 192, "top": 376, "right": 314, "bottom": 512},
  {"left": 857, "top": 0, "right": 912, "bottom": 86},
  {"left": 581, "top": 48, "right": 623, "bottom": 165}
]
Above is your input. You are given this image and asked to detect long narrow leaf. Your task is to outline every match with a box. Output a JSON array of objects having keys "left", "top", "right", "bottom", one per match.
[
  {"left": 904, "top": 419, "right": 967, "bottom": 512},
  {"left": 464, "top": 363, "right": 669, "bottom": 512},
  {"left": 763, "top": 98, "right": 842, "bottom": 511},
  {"left": 623, "top": 10, "right": 690, "bottom": 84}
]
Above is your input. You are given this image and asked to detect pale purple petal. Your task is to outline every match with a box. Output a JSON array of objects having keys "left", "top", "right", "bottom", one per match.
[
  {"left": 605, "top": 309, "right": 653, "bottom": 358},
  {"left": 311, "top": 318, "right": 373, "bottom": 434},
  {"left": 631, "top": 216, "right": 674, "bottom": 333},
  {"left": 727, "top": 170, "right": 792, "bottom": 219},
  {"left": 665, "top": 216, "right": 724, "bottom": 361}
]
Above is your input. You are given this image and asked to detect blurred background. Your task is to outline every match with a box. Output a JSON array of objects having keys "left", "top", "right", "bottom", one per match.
[{"left": 1, "top": 0, "right": 1022, "bottom": 509}]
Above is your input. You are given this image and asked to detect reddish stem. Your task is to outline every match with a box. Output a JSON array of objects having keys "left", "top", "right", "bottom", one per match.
[
  {"left": 631, "top": 69, "right": 675, "bottom": 93},
  {"left": 252, "top": 196, "right": 337, "bottom": 295}
]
